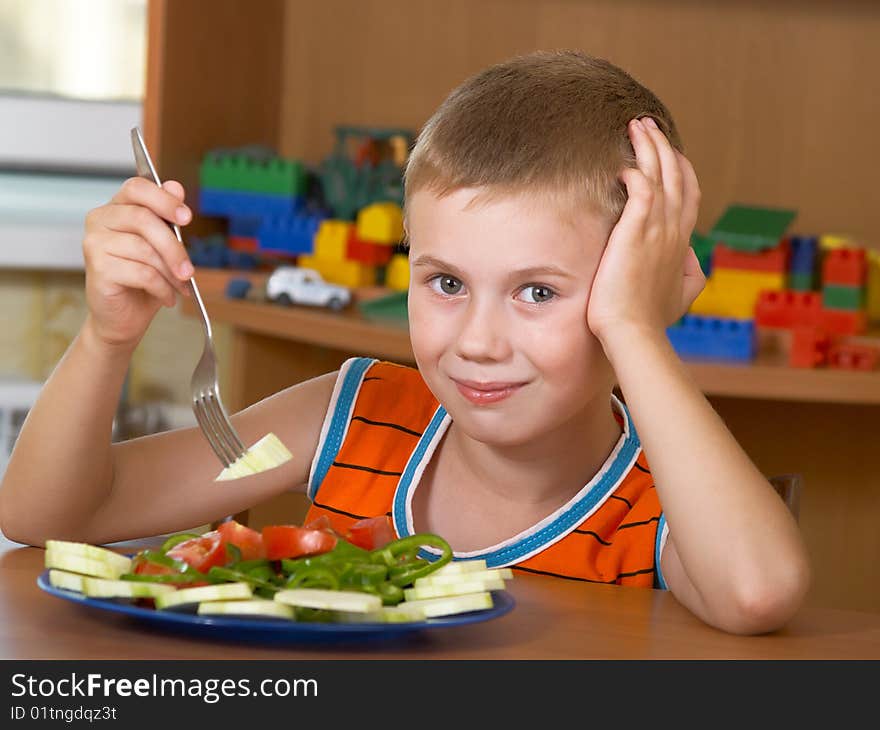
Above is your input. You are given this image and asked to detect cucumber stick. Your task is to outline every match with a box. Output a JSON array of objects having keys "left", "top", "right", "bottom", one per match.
[
  {"left": 155, "top": 582, "right": 252, "bottom": 610},
  {"left": 398, "top": 591, "right": 494, "bottom": 618},
  {"left": 274, "top": 588, "right": 382, "bottom": 613},
  {"left": 198, "top": 600, "right": 295, "bottom": 619},
  {"left": 215, "top": 433, "right": 293, "bottom": 482},
  {"left": 414, "top": 568, "right": 513, "bottom": 587},
  {"left": 83, "top": 576, "right": 176, "bottom": 600},
  {"left": 45, "top": 540, "right": 132, "bottom": 576},
  {"left": 429, "top": 559, "right": 489, "bottom": 576},
  {"left": 48, "top": 569, "right": 86, "bottom": 593},
  {"left": 45, "top": 552, "right": 129, "bottom": 580},
  {"left": 403, "top": 577, "right": 505, "bottom": 601}
]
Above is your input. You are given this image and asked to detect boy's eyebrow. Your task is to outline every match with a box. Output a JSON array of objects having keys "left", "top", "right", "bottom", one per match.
[{"left": 410, "top": 254, "right": 575, "bottom": 280}]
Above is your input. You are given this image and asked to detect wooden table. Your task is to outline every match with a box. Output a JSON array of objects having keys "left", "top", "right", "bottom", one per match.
[
  {"left": 180, "top": 288, "right": 880, "bottom": 614},
  {"left": 3, "top": 536, "right": 879, "bottom": 659}
]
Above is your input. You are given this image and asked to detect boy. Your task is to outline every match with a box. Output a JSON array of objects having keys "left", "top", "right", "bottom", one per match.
[{"left": 0, "top": 51, "right": 809, "bottom": 635}]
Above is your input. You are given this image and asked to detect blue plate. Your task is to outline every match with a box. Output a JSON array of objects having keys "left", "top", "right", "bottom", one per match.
[{"left": 37, "top": 570, "right": 514, "bottom": 642}]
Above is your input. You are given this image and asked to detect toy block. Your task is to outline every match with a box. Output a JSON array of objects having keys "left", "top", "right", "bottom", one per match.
[
  {"left": 821, "top": 248, "right": 867, "bottom": 287},
  {"left": 229, "top": 216, "right": 263, "bottom": 237},
  {"left": 257, "top": 212, "right": 325, "bottom": 256},
  {"left": 358, "top": 291, "right": 408, "bottom": 324},
  {"left": 297, "top": 255, "right": 376, "bottom": 288},
  {"left": 199, "top": 188, "right": 302, "bottom": 219},
  {"left": 225, "top": 278, "right": 252, "bottom": 300},
  {"left": 356, "top": 202, "right": 404, "bottom": 245},
  {"left": 314, "top": 220, "right": 353, "bottom": 262},
  {"left": 819, "top": 233, "right": 856, "bottom": 251},
  {"left": 228, "top": 235, "right": 258, "bottom": 253},
  {"left": 822, "top": 284, "right": 864, "bottom": 311},
  {"left": 789, "top": 327, "right": 831, "bottom": 368},
  {"left": 385, "top": 253, "right": 410, "bottom": 292},
  {"left": 712, "top": 237, "right": 789, "bottom": 274},
  {"left": 827, "top": 343, "right": 879, "bottom": 371},
  {"left": 867, "top": 250, "right": 880, "bottom": 323},
  {"left": 708, "top": 204, "right": 796, "bottom": 252},
  {"left": 820, "top": 308, "right": 867, "bottom": 336},
  {"left": 755, "top": 290, "right": 822, "bottom": 328},
  {"left": 666, "top": 315, "right": 757, "bottom": 362},
  {"left": 690, "top": 269, "right": 786, "bottom": 319},
  {"left": 345, "top": 227, "right": 395, "bottom": 266},
  {"left": 788, "top": 272, "right": 814, "bottom": 291},
  {"left": 789, "top": 234, "right": 818, "bottom": 270},
  {"left": 200, "top": 152, "right": 307, "bottom": 196}
]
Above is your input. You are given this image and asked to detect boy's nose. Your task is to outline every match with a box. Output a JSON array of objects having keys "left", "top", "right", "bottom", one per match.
[{"left": 454, "top": 300, "right": 513, "bottom": 363}]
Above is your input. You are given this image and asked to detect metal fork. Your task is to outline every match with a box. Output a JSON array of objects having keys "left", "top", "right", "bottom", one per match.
[{"left": 130, "top": 127, "right": 247, "bottom": 468}]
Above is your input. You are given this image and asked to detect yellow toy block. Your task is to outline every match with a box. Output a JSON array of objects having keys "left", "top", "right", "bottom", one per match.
[
  {"left": 690, "top": 269, "right": 785, "bottom": 319},
  {"left": 819, "top": 234, "right": 856, "bottom": 251},
  {"left": 299, "top": 254, "right": 376, "bottom": 289},
  {"left": 313, "top": 220, "right": 352, "bottom": 261},
  {"left": 385, "top": 253, "right": 410, "bottom": 292},
  {"left": 356, "top": 203, "right": 404, "bottom": 246},
  {"left": 867, "top": 249, "right": 880, "bottom": 324}
]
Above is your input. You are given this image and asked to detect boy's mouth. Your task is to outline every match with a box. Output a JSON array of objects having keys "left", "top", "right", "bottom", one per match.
[{"left": 451, "top": 378, "right": 527, "bottom": 405}]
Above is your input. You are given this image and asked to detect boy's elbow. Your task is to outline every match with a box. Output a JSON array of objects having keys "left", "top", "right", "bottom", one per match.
[{"left": 724, "top": 556, "right": 812, "bottom": 635}]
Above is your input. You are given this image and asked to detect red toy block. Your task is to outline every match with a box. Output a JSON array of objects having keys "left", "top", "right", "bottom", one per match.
[
  {"left": 789, "top": 327, "right": 831, "bottom": 368},
  {"left": 713, "top": 238, "right": 790, "bottom": 274},
  {"left": 228, "top": 235, "right": 258, "bottom": 253},
  {"left": 345, "top": 228, "right": 395, "bottom": 266},
  {"left": 820, "top": 308, "right": 868, "bottom": 336},
  {"left": 755, "top": 290, "right": 822, "bottom": 328},
  {"left": 827, "top": 343, "right": 879, "bottom": 371},
  {"left": 822, "top": 248, "right": 867, "bottom": 286}
]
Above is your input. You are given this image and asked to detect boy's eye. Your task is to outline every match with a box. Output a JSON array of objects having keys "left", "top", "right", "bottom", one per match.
[
  {"left": 518, "top": 285, "right": 556, "bottom": 304},
  {"left": 429, "top": 275, "right": 464, "bottom": 295}
]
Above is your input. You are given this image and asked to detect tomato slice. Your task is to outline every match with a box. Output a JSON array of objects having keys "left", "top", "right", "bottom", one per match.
[
  {"left": 261, "top": 525, "right": 337, "bottom": 560},
  {"left": 165, "top": 532, "right": 227, "bottom": 573},
  {"left": 216, "top": 520, "right": 265, "bottom": 561},
  {"left": 345, "top": 515, "right": 396, "bottom": 551}
]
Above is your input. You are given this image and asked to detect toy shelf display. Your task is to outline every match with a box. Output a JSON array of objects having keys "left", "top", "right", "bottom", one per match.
[{"left": 668, "top": 204, "right": 880, "bottom": 371}]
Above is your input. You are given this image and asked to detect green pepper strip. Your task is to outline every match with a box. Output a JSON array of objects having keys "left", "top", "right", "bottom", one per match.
[
  {"left": 159, "top": 533, "right": 202, "bottom": 553},
  {"left": 370, "top": 534, "right": 453, "bottom": 586},
  {"left": 224, "top": 543, "right": 242, "bottom": 565},
  {"left": 286, "top": 567, "right": 339, "bottom": 590},
  {"left": 208, "top": 566, "right": 280, "bottom": 593},
  {"left": 120, "top": 572, "right": 210, "bottom": 584}
]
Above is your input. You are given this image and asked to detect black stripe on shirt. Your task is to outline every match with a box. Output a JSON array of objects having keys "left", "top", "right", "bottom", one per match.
[
  {"left": 572, "top": 529, "right": 613, "bottom": 546},
  {"left": 350, "top": 415, "right": 422, "bottom": 437},
  {"left": 617, "top": 515, "right": 660, "bottom": 530},
  {"left": 609, "top": 494, "right": 633, "bottom": 509},
  {"left": 310, "top": 500, "right": 369, "bottom": 521},
  {"left": 634, "top": 462, "right": 651, "bottom": 474},
  {"left": 511, "top": 564, "right": 654, "bottom": 584},
  {"left": 330, "top": 461, "right": 403, "bottom": 477}
]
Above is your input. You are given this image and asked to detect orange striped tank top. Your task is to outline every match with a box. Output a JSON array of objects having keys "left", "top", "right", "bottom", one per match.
[{"left": 305, "top": 358, "right": 670, "bottom": 589}]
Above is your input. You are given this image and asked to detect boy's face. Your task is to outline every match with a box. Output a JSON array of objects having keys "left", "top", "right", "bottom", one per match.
[{"left": 406, "top": 188, "right": 617, "bottom": 447}]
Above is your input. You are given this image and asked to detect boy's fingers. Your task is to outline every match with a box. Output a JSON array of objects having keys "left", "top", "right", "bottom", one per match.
[
  {"left": 111, "top": 176, "right": 192, "bottom": 226},
  {"left": 611, "top": 167, "right": 653, "bottom": 248},
  {"left": 103, "top": 232, "right": 191, "bottom": 296},
  {"left": 641, "top": 118, "right": 683, "bottom": 228},
  {"left": 629, "top": 119, "right": 662, "bottom": 192},
  {"left": 162, "top": 180, "right": 186, "bottom": 202},
  {"left": 103, "top": 203, "right": 194, "bottom": 282},
  {"left": 105, "top": 257, "right": 179, "bottom": 309}
]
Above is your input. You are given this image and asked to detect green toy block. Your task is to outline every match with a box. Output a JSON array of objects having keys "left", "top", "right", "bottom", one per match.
[
  {"left": 822, "top": 284, "right": 864, "bottom": 311},
  {"left": 690, "top": 231, "right": 715, "bottom": 276},
  {"left": 357, "top": 291, "right": 408, "bottom": 324},
  {"left": 200, "top": 153, "right": 307, "bottom": 196},
  {"left": 708, "top": 204, "right": 797, "bottom": 252},
  {"left": 789, "top": 272, "right": 815, "bottom": 291}
]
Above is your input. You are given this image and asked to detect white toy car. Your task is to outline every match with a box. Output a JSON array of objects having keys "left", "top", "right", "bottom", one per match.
[{"left": 265, "top": 266, "right": 351, "bottom": 311}]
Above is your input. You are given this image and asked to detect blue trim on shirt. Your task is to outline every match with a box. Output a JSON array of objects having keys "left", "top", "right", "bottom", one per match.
[
  {"left": 391, "top": 406, "right": 448, "bottom": 535},
  {"left": 655, "top": 513, "right": 668, "bottom": 590},
  {"left": 308, "top": 357, "right": 376, "bottom": 500},
  {"left": 397, "top": 398, "right": 643, "bottom": 569}
]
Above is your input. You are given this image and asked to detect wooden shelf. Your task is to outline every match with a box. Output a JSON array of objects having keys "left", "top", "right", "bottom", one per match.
[{"left": 183, "top": 293, "right": 880, "bottom": 406}]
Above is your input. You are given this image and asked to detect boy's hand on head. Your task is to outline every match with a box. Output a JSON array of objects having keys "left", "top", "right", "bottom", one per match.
[
  {"left": 82, "top": 177, "right": 194, "bottom": 351},
  {"left": 587, "top": 117, "right": 705, "bottom": 347}
]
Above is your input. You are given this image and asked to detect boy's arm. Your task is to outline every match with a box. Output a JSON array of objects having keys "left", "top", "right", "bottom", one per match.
[
  {"left": 588, "top": 118, "right": 810, "bottom": 634},
  {"left": 603, "top": 326, "right": 810, "bottom": 634},
  {"left": 0, "top": 314, "right": 337, "bottom": 547}
]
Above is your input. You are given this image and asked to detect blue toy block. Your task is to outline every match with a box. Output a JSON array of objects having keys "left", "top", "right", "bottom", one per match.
[
  {"left": 188, "top": 236, "right": 258, "bottom": 269},
  {"left": 228, "top": 216, "right": 263, "bottom": 237},
  {"left": 199, "top": 188, "right": 303, "bottom": 219},
  {"left": 257, "top": 211, "right": 327, "bottom": 256},
  {"left": 225, "top": 278, "right": 252, "bottom": 299},
  {"left": 666, "top": 315, "right": 757, "bottom": 362},
  {"left": 789, "top": 235, "right": 818, "bottom": 275}
]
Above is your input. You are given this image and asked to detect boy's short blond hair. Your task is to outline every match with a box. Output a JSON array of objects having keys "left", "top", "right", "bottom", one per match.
[{"left": 404, "top": 50, "right": 681, "bottom": 222}]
